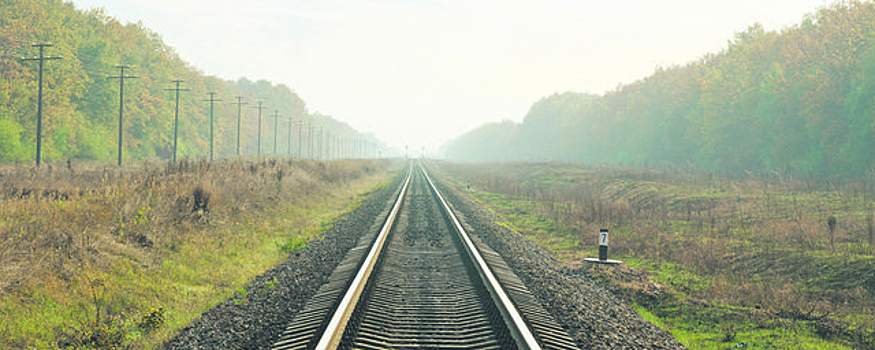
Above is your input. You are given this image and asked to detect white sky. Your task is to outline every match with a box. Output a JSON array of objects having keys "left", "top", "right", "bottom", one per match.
[{"left": 68, "top": 0, "right": 830, "bottom": 153}]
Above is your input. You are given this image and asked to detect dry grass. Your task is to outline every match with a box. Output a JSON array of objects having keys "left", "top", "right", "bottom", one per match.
[
  {"left": 0, "top": 157, "right": 394, "bottom": 349},
  {"left": 436, "top": 161, "right": 875, "bottom": 348}
]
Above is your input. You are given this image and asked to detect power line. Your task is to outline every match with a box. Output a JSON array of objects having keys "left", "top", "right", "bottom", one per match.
[
  {"left": 273, "top": 109, "right": 280, "bottom": 155},
  {"left": 297, "top": 118, "right": 308, "bottom": 158},
  {"left": 107, "top": 65, "right": 138, "bottom": 166},
  {"left": 165, "top": 80, "right": 190, "bottom": 162},
  {"left": 20, "top": 43, "right": 62, "bottom": 166},
  {"left": 231, "top": 96, "right": 247, "bottom": 156},
  {"left": 249, "top": 101, "right": 265, "bottom": 156},
  {"left": 203, "top": 92, "right": 222, "bottom": 161},
  {"left": 287, "top": 116, "right": 293, "bottom": 157}
]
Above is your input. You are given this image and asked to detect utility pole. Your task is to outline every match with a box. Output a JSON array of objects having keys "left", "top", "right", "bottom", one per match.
[
  {"left": 340, "top": 137, "right": 346, "bottom": 159},
  {"left": 165, "top": 80, "right": 190, "bottom": 162},
  {"left": 250, "top": 101, "right": 265, "bottom": 156},
  {"left": 273, "top": 110, "right": 280, "bottom": 155},
  {"left": 316, "top": 127, "right": 324, "bottom": 161},
  {"left": 21, "top": 43, "right": 62, "bottom": 166},
  {"left": 204, "top": 92, "right": 222, "bottom": 161},
  {"left": 324, "top": 131, "right": 330, "bottom": 160},
  {"left": 231, "top": 96, "right": 246, "bottom": 156},
  {"left": 287, "top": 117, "right": 293, "bottom": 157},
  {"left": 297, "top": 118, "right": 306, "bottom": 158},
  {"left": 108, "top": 65, "right": 138, "bottom": 166},
  {"left": 308, "top": 125, "right": 314, "bottom": 159}
]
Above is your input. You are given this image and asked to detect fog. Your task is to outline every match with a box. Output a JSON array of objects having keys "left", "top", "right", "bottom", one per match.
[{"left": 69, "top": 0, "right": 829, "bottom": 153}]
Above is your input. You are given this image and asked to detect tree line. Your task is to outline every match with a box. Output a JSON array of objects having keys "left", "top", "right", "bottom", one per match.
[
  {"left": 0, "top": 0, "right": 382, "bottom": 164},
  {"left": 442, "top": 1, "right": 875, "bottom": 178}
]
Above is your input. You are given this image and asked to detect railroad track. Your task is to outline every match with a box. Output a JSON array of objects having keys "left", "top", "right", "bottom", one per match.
[{"left": 272, "top": 161, "right": 579, "bottom": 350}]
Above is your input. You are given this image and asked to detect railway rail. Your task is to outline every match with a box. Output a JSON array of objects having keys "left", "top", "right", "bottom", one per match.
[{"left": 271, "top": 161, "right": 579, "bottom": 350}]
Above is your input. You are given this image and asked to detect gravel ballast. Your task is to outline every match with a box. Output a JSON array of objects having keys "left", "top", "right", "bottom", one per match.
[
  {"left": 430, "top": 167, "right": 686, "bottom": 349},
  {"left": 163, "top": 165, "right": 685, "bottom": 349},
  {"left": 161, "top": 172, "right": 404, "bottom": 350}
]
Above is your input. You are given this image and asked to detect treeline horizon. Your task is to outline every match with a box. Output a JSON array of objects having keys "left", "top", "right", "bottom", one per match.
[
  {"left": 0, "top": 0, "right": 381, "bottom": 165},
  {"left": 442, "top": 1, "right": 875, "bottom": 178}
]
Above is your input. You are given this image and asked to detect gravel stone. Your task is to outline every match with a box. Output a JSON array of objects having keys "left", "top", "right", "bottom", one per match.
[
  {"left": 163, "top": 166, "right": 685, "bottom": 349},
  {"left": 432, "top": 173, "right": 687, "bottom": 349},
  {"left": 161, "top": 172, "right": 404, "bottom": 350}
]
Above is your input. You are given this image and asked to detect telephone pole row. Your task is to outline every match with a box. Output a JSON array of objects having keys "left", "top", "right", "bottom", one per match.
[
  {"left": 166, "top": 80, "right": 190, "bottom": 162},
  {"left": 250, "top": 101, "right": 265, "bottom": 156},
  {"left": 108, "top": 65, "right": 138, "bottom": 166},
  {"left": 273, "top": 110, "right": 280, "bottom": 155},
  {"left": 20, "top": 43, "right": 62, "bottom": 166},
  {"left": 204, "top": 92, "right": 222, "bottom": 161},
  {"left": 231, "top": 96, "right": 247, "bottom": 156},
  {"left": 20, "top": 43, "right": 359, "bottom": 164}
]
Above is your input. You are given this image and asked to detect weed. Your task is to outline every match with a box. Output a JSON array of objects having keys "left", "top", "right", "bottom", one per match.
[
  {"left": 722, "top": 323, "right": 737, "bottom": 343},
  {"left": 56, "top": 317, "right": 128, "bottom": 349},
  {"left": 0, "top": 158, "right": 396, "bottom": 349},
  {"left": 233, "top": 287, "right": 249, "bottom": 305},
  {"left": 137, "top": 307, "right": 165, "bottom": 334},
  {"left": 437, "top": 161, "right": 875, "bottom": 349},
  {"left": 192, "top": 185, "right": 210, "bottom": 214},
  {"left": 279, "top": 235, "right": 310, "bottom": 254},
  {"left": 135, "top": 206, "right": 151, "bottom": 225}
]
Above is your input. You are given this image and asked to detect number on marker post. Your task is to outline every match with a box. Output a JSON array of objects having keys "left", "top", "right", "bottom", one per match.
[{"left": 598, "top": 229, "right": 608, "bottom": 260}]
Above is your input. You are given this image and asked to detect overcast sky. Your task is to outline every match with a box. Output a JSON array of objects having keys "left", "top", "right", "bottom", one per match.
[{"left": 68, "top": 0, "right": 830, "bottom": 153}]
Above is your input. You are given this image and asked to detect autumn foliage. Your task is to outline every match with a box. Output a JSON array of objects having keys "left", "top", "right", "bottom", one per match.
[
  {"left": 444, "top": 1, "right": 875, "bottom": 178},
  {"left": 0, "top": 0, "right": 373, "bottom": 164}
]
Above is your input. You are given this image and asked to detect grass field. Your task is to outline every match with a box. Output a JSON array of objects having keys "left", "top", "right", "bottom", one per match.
[
  {"left": 0, "top": 157, "right": 397, "bottom": 349},
  {"left": 436, "top": 161, "right": 875, "bottom": 350}
]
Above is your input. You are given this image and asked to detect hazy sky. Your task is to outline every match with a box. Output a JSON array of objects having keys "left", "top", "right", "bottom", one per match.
[{"left": 69, "top": 0, "right": 830, "bottom": 153}]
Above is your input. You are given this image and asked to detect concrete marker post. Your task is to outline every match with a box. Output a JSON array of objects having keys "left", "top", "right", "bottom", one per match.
[{"left": 585, "top": 228, "right": 622, "bottom": 265}]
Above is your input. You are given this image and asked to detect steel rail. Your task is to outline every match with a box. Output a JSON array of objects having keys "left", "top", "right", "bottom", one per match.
[
  {"left": 313, "top": 162, "right": 413, "bottom": 350},
  {"left": 419, "top": 161, "right": 542, "bottom": 350}
]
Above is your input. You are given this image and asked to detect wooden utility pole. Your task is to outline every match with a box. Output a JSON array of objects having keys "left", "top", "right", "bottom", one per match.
[
  {"left": 204, "top": 92, "right": 222, "bottom": 161},
  {"left": 250, "top": 101, "right": 265, "bottom": 156},
  {"left": 273, "top": 110, "right": 280, "bottom": 154},
  {"left": 108, "top": 65, "right": 137, "bottom": 166},
  {"left": 231, "top": 96, "right": 246, "bottom": 156},
  {"left": 165, "top": 80, "right": 190, "bottom": 162},
  {"left": 21, "top": 43, "right": 62, "bottom": 166}
]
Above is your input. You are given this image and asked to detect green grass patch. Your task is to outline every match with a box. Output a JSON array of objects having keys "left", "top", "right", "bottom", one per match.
[
  {"left": 468, "top": 190, "right": 583, "bottom": 260},
  {"left": 0, "top": 159, "right": 397, "bottom": 349},
  {"left": 438, "top": 161, "right": 875, "bottom": 349}
]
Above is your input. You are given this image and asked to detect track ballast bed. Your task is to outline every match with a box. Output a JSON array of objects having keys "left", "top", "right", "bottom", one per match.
[{"left": 272, "top": 161, "right": 579, "bottom": 350}]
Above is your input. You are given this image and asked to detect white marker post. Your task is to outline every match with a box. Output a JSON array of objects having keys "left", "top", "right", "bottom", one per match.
[{"left": 585, "top": 229, "right": 622, "bottom": 265}]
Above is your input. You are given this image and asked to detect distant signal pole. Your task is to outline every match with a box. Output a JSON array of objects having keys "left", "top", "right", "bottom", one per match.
[
  {"left": 20, "top": 43, "right": 62, "bottom": 166},
  {"left": 204, "top": 92, "right": 222, "bottom": 161},
  {"left": 165, "top": 80, "right": 190, "bottom": 162},
  {"left": 108, "top": 65, "right": 137, "bottom": 166}
]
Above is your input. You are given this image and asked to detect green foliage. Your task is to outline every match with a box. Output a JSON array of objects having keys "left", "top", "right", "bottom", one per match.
[
  {"left": 134, "top": 206, "right": 151, "bottom": 224},
  {"left": 0, "top": 118, "right": 27, "bottom": 162},
  {"left": 442, "top": 161, "right": 875, "bottom": 349},
  {"left": 137, "top": 307, "right": 164, "bottom": 334},
  {"left": 279, "top": 235, "right": 310, "bottom": 254},
  {"left": 0, "top": 0, "right": 376, "bottom": 164},
  {"left": 441, "top": 120, "right": 519, "bottom": 162},
  {"left": 444, "top": 2, "right": 875, "bottom": 178},
  {"left": 0, "top": 158, "right": 394, "bottom": 349}
]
